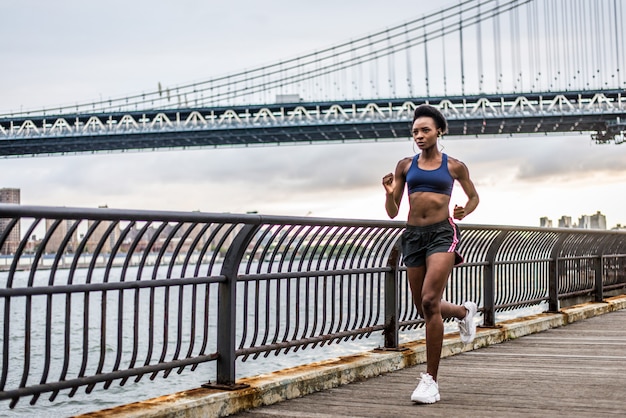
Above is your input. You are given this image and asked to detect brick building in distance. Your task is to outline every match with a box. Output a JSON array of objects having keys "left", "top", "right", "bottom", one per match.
[{"left": 0, "top": 188, "right": 21, "bottom": 254}]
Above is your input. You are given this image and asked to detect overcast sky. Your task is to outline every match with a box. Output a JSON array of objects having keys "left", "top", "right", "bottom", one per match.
[{"left": 2, "top": 0, "right": 626, "bottom": 228}]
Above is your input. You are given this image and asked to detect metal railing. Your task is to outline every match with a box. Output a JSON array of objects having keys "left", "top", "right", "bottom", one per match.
[{"left": 0, "top": 204, "right": 624, "bottom": 408}]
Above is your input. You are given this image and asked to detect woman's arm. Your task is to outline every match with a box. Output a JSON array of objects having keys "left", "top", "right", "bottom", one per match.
[
  {"left": 449, "top": 158, "right": 479, "bottom": 220},
  {"left": 382, "top": 158, "right": 410, "bottom": 219}
]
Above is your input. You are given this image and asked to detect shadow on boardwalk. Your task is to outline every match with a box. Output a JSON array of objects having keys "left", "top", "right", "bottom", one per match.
[{"left": 233, "top": 308, "right": 626, "bottom": 418}]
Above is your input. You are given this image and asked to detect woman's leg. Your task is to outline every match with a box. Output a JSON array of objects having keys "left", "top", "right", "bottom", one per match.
[{"left": 417, "top": 252, "right": 466, "bottom": 380}]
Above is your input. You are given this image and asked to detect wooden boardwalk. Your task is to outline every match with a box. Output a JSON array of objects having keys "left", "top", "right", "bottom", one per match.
[{"left": 232, "top": 309, "right": 626, "bottom": 417}]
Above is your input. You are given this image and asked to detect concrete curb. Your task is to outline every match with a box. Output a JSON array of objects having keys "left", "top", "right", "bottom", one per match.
[{"left": 76, "top": 294, "right": 626, "bottom": 417}]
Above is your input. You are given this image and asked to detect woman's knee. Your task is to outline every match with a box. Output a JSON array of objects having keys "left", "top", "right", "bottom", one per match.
[{"left": 421, "top": 293, "right": 440, "bottom": 316}]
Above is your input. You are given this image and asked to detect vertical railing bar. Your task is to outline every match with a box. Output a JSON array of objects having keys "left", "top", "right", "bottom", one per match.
[
  {"left": 239, "top": 279, "right": 251, "bottom": 360},
  {"left": 308, "top": 226, "right": 334, "bottom": 342},
  {"left": 268, "top": 225, "right": 299, "bottom": 350},
  {"left": 69, "top": 220, "right": 108, "bottom": 396},
  {"left": 271, "top": 275, "right": 282, "bottom": 351},
  {"left": 333, "top": 227, "right": 358, "bottom": 344},
  {"left": 188, "top": 223, "right": 212, "bottom": 278},
  {"left": 89, "top": 220, "right": 120, "bottom": 390},
  {"left": 277, "top": 224, "right": 307, "bottom": 351},
  {"left": 193, "top": 223, "right": 223, "bottom": 278},
  {"left": 249, "top": 225, "right": 275, "bottom": 274},
  {"left": 142, "top": 222, "right": 168, "bottom": 375},
  {"left": 370, "top": 228, "right": 405, "bottom": 325},
  {"left": 166, "top": 222, "right": 198, "bottom": 373},
  {"left": 342, "top": 227, "right": 369, "bottom": 335},
  {"left": 182, "top": 222, "right": 213, "bottom": 371},
  {"left": 84, "top": 220, "right": 119, "bottom": 394},
  {"left": 293, "top": 225, "right": 326, "bottom": 348},
  {"left": 127, "top": 220, "right": 160, "bottom": 381},
  {"left": 274, "top": 224, "right": 298, "bottom": 273},
  {"left": 39, "top": 219, "right": 82, "bottom": 403},
  {"left": 10, "top": 219, "right": 42, "bottom": 408},
  {"left": 248, "top": 278, "right": 262, "bottom": 354},
  {"left": 102, "top": 222, "right": 134, "bottom": 388},
  {"left": 154, "top": 222, "right": 185, "bottom": 379},
  {"left": 595, "top": 254, "right": 605, "bottom": 303},
  {"left": 358, "top": 228, "right": 389, "bottom": 330},
  {"left": 177, "top": 222, "right": 199, "bottom": 279},
  {"left": 346, "top": 227, "right": 376, "bottom": 338},
  {"left": 259, "top": 278, "right": 274, "bottom": 355},
  {"left": 180, "top": 222, "right": 206, "bottom": 278},
  {"left": 259, "top": 276, "right": 275, "bottom": 355},
  {"left": 331, "top": 227, "right": 356, "bottom": 341},
  {"left": 322, "top": 226, "right": 350, "bottom": 342},
  {"left": 184, "top": 276, "right": 199, "bottom": 372},
  {"left": 19, "top": 218, "right": 60, "bottom": 404},
  {"left": 122, "top": 221, "right": 151, "bottom": 383}
]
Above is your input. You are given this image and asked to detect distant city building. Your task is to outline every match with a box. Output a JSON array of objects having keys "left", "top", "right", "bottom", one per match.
[
  {"left": 85, "top": 219, "right": 121, "bottom": 254},
  {"left": 547, "top": 212, "right": 607, "bottom": 230},
  {"left": 589, "top": 211, "right": 607, "bottom": 230},
  {"left": 577, "top": 211, "right": 607, "bottom": 230},
  {"left": 0, "top": 188, "right": 21, "bottom": 254},
  {"left": 539, "top": 217, "right": 553, "bottom": 228},
  {"left": 44, "top": 219, "right": 79, "bottom": 254},
  {"left": 578, "top": 215, "right": 591, "bottom": 229},
  {"left": 558, "top": 216, "right": 573, "bottom": 228}
]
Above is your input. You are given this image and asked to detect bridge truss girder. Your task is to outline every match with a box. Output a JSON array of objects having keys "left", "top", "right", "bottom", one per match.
[{"left": 0, "top": 90, "right": 624, "bottom": 157}]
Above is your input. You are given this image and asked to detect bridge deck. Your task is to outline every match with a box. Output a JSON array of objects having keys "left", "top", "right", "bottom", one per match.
[{"left": 233, "top": 309, "right": 626, "bottom": 417}]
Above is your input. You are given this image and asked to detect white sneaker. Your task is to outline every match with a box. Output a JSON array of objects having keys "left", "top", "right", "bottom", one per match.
[
  {"left": 411, "top": 372, "right": 440, "bottom": 404},
  {"left": 457, "top": 301, "right": 477, "bottom": 344}
]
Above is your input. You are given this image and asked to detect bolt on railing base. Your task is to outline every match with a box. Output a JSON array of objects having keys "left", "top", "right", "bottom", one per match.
[{"left": 201, "top": 382, "right": 250, "bottom": 391}]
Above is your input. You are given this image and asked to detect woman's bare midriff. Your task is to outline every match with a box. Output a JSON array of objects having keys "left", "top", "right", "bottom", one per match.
[{"left": 406, "top": 192, "right": 451, "bottom": 226}]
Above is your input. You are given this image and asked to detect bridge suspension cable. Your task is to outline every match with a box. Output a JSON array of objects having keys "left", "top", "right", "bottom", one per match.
[{"left": 2, "top": 0, "right": 625, "bottom": 119}]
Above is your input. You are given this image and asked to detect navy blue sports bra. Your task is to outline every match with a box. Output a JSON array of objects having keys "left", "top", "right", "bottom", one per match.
[{"left": 406, "top": 153, "right": 454, "bottom": 196}]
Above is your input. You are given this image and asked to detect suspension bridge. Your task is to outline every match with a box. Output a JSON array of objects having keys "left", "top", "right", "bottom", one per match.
[{"left": 1, "top": 0, "right": 625, "bottom": 157}]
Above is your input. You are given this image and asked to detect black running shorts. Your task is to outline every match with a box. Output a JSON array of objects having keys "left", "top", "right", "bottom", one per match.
[{"left": 401, "top": 218, "right": 464, "bottom": 267}]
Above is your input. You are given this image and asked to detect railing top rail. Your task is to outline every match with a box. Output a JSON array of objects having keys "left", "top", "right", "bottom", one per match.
[
  {"left": 0, "top": 204, "right": 400, "bottom": 228},
  {"left": 2, "top": 204, "right": 626, "bottom": 236}
]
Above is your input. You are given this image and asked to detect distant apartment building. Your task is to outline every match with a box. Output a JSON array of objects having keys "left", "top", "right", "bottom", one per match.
[
  {"left": 589, "top": 211, "right": 607, "bottom": 230},
  {"left": 0, "top": 188, "right": 21, "bottom": 254},
  {"left": 578, "top": 215, "right": 591, "bottom": 229},
  {"left": 44, "top": 218, "right": 80, "bottom": 254},
  {"left": 578, "top": 211, "right": 607, "bottom": 230},
  {"left": 545, "top": 212, "right": 607, "bottom": 230},
  {"left": 558, "top": 216, "right": 573, "bottom": 228},
  {"left": 539, "top": 217, "right": 553, "bottom": 228},
  {"left": 85, "top": 219, "right": 122, "bottom": 254}
]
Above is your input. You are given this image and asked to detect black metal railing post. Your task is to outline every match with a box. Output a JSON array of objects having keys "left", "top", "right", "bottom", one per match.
[
  {"left": 206, "top": 222, "right": 261, "bottom": 389},
  {"left": 483, "top": 230, "right": 508, "bottom": 327},
  {"left": 548, "top": 234, "right": 569, "bottom": 312},
  {"left": 383, "top": 239, "right": 402, "bottom": 349},
  {"left": 595, "top": 254, "right": 604, "bottom": 303}
]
